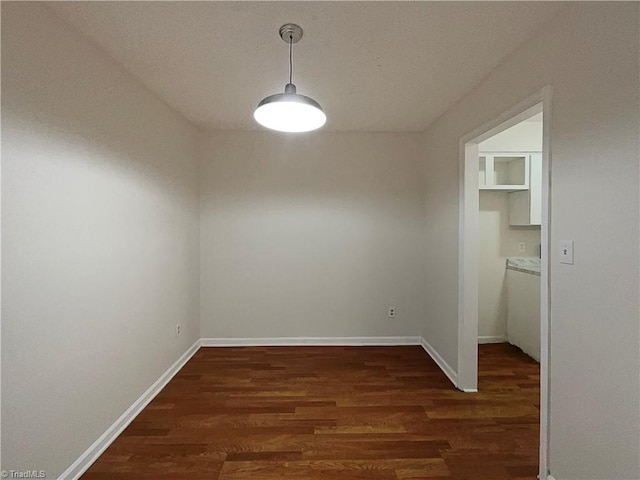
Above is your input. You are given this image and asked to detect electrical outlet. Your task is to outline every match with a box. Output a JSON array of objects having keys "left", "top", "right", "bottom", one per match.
[
  {"left": 518, "top": 241, "right": 526, "bottom": 252},
  {"left": 175, "top": 324, "right": 181, "bottom": 337},
  {"left": 388, "top": 307, "right": 396, "bottom": 318}
]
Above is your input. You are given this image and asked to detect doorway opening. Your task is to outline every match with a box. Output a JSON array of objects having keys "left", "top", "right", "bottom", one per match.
[
  {"left": 457, "top": 88, "right": 551, "bottom": 479},
  {"left": 477, "top": 116, "right": 542, "bottom": 356}
]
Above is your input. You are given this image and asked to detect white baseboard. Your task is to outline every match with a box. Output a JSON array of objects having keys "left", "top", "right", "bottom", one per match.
[
  {"left": 204, "top": 336, "right": 463, "bottom": 393},
  {"left": 200, "top": 336, "right": 422, "bottom": 347},
  {"left": 478, "top": 335, "right": 507, "bottom": 344},
  {"left": 419, "top": 337, "right": 458, "bottom": 389},
  {"left": 546, "top": 475, "right": 556, "bottom": 480},
  {"left": 201, "top": 337, "right": 462, "bottom": 392},
  {"left": 58, "top": 339, "right": 201, "bottom": 480}
]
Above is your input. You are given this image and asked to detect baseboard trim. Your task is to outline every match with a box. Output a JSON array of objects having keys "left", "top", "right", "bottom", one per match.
[
  {"left": 200, "top": 336, "right": 422, "bottom": 347},
  {"left": 58, "top": 339, "right": 201, "bottom": 480},
  {"left": 419, "top": 337, "right": 459, "bottom": 389},
  {"left": 478, "top": 335, "right": 507, "bottom": 344},
  {"left": 203, "top": 336, "right": 462, "bottom": 390}
]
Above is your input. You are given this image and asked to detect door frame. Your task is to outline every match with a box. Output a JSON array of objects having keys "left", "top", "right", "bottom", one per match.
[{"left": 457, "top": 87, "right": 552, "bottom": 479}]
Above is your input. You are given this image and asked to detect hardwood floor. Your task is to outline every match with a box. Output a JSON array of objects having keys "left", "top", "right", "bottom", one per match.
[{"left": 81, "top": 343, "right": 540, "bottom": 480}]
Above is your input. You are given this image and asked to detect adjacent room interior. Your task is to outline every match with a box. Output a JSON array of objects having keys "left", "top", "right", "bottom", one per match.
[
  {"left": 478, "top": 113, "right": 542, "bottom": 359},
  {"left": 2, "top": 2, "right": 639, "bottom": 480}
]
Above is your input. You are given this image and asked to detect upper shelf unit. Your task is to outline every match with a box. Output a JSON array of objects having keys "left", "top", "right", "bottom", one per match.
[{"left": 479, "top": 152, "right": 531, "bottom": 191}]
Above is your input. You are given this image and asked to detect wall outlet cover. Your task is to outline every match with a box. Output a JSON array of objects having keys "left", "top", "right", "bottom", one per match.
[{"left": 559, "top": 240, "right": 574, "bottom": 264}]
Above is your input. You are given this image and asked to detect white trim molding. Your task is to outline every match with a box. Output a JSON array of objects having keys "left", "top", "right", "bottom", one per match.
[
  {"left": 457, "top": 86, "right": 552, "bottom": 479},
  {"left": 58, "top": 339, "right": 201, "bottom": 480},
  {"left": 419, "top": 337, "right": 459, "bottom": 389},
  {"left": 478, "top": 335, "right": 507, "bottom": 344},
  {"left": 200, "top": 336, "right": 422, "bottom": 347},
  {"left": 203, "top": 336, "right": 467, "bottom": 392},
  {"left": 538, "top": 85, "right": 553, "bottom": 480}
]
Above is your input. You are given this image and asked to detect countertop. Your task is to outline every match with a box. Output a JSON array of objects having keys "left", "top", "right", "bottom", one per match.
[{"left": 506, "top": 257, "right": 541, "bottom": 276}]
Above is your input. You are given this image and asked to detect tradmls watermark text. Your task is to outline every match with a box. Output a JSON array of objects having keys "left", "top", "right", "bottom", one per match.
[{"left": 1, "top": 471, "right": 46, "bottom": 479}]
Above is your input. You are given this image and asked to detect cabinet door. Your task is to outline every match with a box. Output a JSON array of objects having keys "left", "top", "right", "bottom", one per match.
[
  {"left": 508, "top": 153, "right": 542, "bottom": 226},
  {"left": 479, "top": 156, "right": 487, "bottom": 187},
  {"left": 529, "top": 154, "right": 542, "bottom": 225},
  {"left": 509, "top": 190, "right": 530, "bottom": 225}
]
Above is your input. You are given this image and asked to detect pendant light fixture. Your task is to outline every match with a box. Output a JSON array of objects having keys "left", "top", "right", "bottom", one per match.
[{"left": 254, "top": 24, "right": 326, "bottom": 133}]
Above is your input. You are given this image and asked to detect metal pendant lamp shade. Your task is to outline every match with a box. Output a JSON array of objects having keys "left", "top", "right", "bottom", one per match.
[{"left": 254, "top": 24, "right": 326, "bottom": 133}]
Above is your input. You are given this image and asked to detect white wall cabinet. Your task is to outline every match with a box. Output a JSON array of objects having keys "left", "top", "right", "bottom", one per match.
[
  {"left": 508, "top": 153, "right": 542, "bottom": 226},
  {"left": 479, "top": 153, "right": 529, "bottom": 191}
]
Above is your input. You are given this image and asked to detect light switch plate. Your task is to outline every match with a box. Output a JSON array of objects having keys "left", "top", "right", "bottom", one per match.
[{"left": 559, "top": 240, "right": 574, "bottom": 264}]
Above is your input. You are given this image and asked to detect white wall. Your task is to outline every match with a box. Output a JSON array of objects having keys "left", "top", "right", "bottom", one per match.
[
  {"left": 421, "top": 3, "right": 639, "bottom": 479},
  {"left": 199, "top": 132, "right": 425, "bottom": 339},
  {"left": 478, "top": 191, "right": 540, "bottom": 341},
  {"left": 1, "top": 4, "right": 200, "bottom": 477},
  {"left": 478, "top": 117, "right": 543, "bottom": 152}
]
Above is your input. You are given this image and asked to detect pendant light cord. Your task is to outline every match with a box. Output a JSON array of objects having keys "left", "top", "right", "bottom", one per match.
[{"left": 289, "top": 34, "right": 293, "bottom": 85}]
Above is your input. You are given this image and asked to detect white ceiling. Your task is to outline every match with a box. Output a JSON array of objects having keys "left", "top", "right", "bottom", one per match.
[{"left": 46, "top": 2, "right": 565, "bottom": 132}]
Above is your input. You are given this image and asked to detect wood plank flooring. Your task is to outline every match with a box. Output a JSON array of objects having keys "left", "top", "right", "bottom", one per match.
[{"left": 81, "top": 343, "right": 540, "bottom": 480}]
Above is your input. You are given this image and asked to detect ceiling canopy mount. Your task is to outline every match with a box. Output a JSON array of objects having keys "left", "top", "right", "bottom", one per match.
[{"left": 279, "top": 23, "right": 303, "bottom": 44}]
